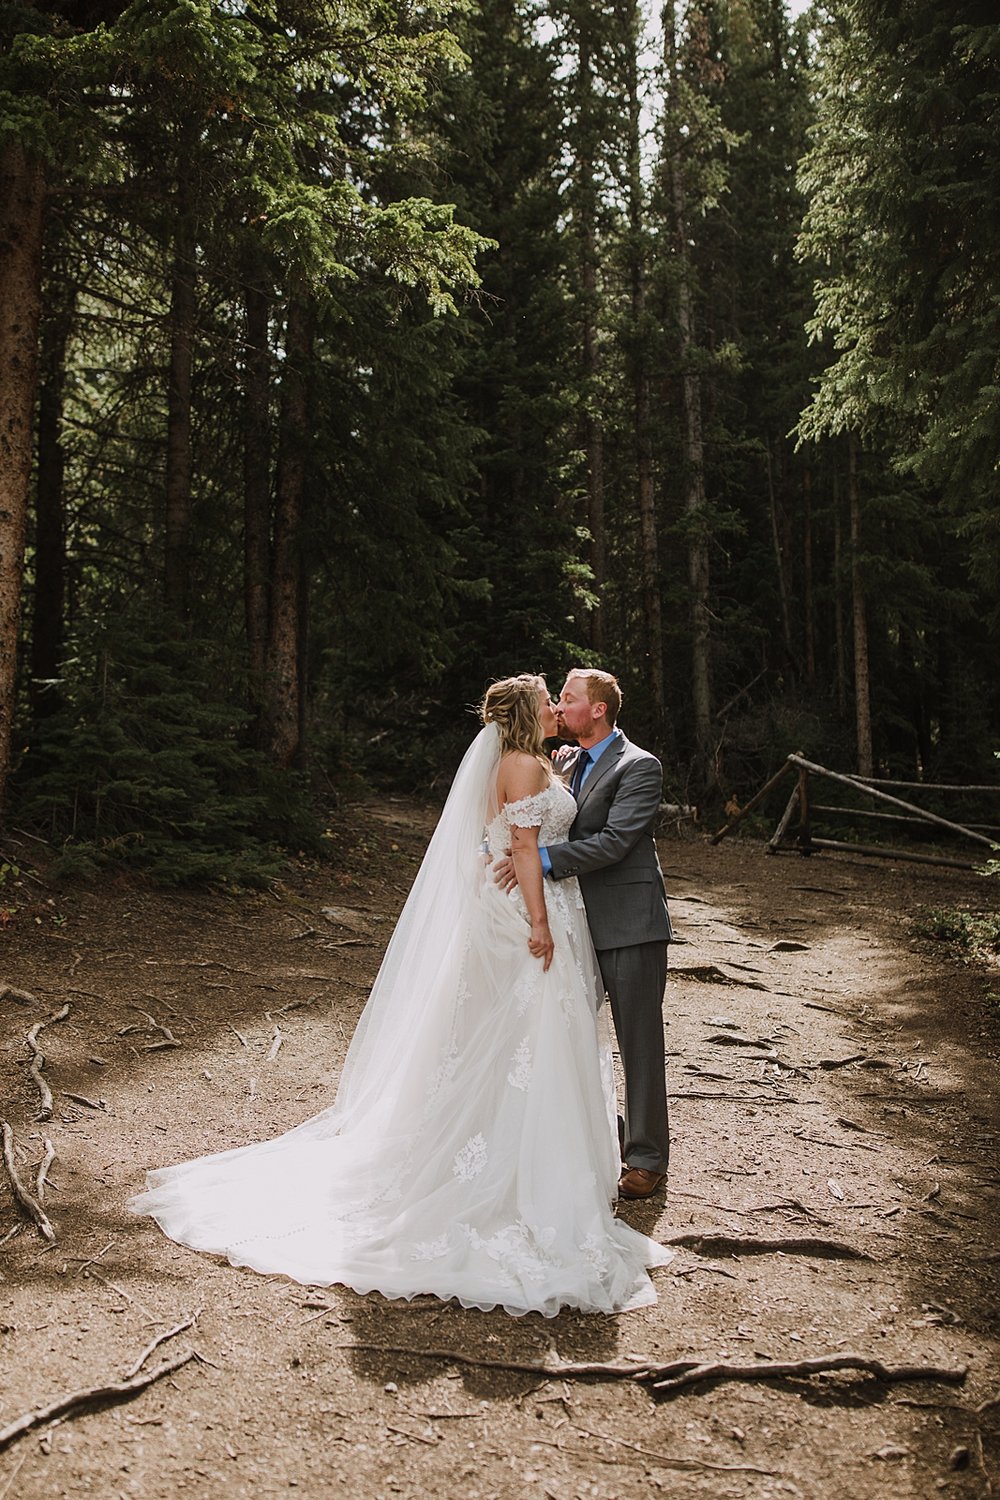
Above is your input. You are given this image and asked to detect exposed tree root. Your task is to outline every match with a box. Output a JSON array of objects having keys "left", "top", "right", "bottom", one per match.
[
  {"left": 0, "top": 1349, "right": 195, "bottom": 1453},
  {"left": 665, "top": 1232, "right": 870, "bottom": 1260},
  {"left": 645, "top": 1352, "right": 968, "bottom": 1396},
  {"left": 25, "top": 1001, "right": 70, "bottom": 1120},
  {"left": 122, "top": 1312, "right": 200, "bottom": 1379},
  {"left": 345, "top": 1343, "right": 967, "bottom": 1399},
  {"left": 1, "top": 1121, "right": 55, "bottom": 1242},
  {"left": 118, "top": 1009, "right": 181, "bottom": 1050},
  {"left": 570, "top": 1422, "right": 776, "bottom": 1475},
  {"left": 62, "top": 1092, "right": 106, "bottom": 1111},
  {"left": 0, "top": 984, "right": 35, "bottom": 1006},
  {"left": 35, "top": 1139, "right": 55, "bottom": 1202}
]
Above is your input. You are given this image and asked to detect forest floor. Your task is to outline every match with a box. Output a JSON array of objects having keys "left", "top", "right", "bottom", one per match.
[{"left": 1, "top": 801, "right": 999, "bottom": 1500}]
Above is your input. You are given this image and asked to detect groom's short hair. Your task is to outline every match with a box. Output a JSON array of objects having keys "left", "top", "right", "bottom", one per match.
[{"left": 567, "top": 669, "right": 622, "bottom": 726}]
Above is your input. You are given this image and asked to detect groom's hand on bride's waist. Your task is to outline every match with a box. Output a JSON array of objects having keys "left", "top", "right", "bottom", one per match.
[{"left": 492, "top": 852, "right": 518, "bottom": 891}]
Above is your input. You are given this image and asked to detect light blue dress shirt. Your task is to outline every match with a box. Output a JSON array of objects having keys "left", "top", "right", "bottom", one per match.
[{"left": 539, "top": 728, "right": 621, "bottom": 876}]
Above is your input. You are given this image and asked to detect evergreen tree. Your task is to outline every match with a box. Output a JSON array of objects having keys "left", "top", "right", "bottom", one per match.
[{"left": 797, "top": 0, "right": 1000, "bottom": 776}]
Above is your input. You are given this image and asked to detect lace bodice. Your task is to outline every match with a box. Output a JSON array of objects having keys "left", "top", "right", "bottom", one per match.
[{"left": 485, "top": 780, "right": 576, "bottom": 856}]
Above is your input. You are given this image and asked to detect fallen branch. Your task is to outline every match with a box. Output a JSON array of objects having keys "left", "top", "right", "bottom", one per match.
[
  {"left": 86, "top": 1269, "right": 157, "bottom": 1321},
  {"left": 343, "top": 1344, "right": 966, "bottom": 1399},
  {"left": 0, "top": 1349, "right": 195, "bottom": 1454},
  {"left": 704, "top": 1032, "right": 779, "bottom": 1049},
  {"left": 665, "top": 1232, "right": 870, "bottom": 1260},
  {"left": 72, "top": 1241, "right": 116, "bottom": 1276},
  {"left": 671, "top": 1262, "right": 738, "bottom": 1281},
  {"left": 63, "top": 1092, "right": 106, "bottom": 1111},
  {"left": 277, "top": 993, "right": 324, "bottom": 1015},
  {"left": 344, "top": 1342, "right": 652, "bottom": 1379},
  {"left": 119, "top": 1009, "right": 181, "bottom": 1051},
  {"left": 25, "top": 1002, "right": 70, "bottom": 1120},
  {"left": 671, "top": 1092, "right": 797, "bottom": 1105},
  {"left": 646, "top": 1352, "right": 968, "bottom": 1396},
  {"left": 0, "top": 984, "right": 35, "bottom": 1006},
  {"left": 571, "top": 1422, "right": 775, "bottom": 1475},
  {"left": 386, "top": 1423, "right": 439, "bottom": 1447},
  {"left": 746, "top": 1198, "right": 831, "bottom": 1225},
  {"left": 792, "top": 1131, "right": 881, "bottom": 1154},
  {"left": 1, "top": 1121, "right": 55, "bottom": 1241},
  {"left": 672, "top": 964, "right": 769, "bottom": 992},
  {"left": 122, "top": 1312, "right": 201, "bottom": 1379}
]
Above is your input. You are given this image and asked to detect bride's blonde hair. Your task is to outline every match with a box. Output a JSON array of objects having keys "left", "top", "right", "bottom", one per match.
[{"left": 480, "top": 674, "right": 549, "bottom": 759}]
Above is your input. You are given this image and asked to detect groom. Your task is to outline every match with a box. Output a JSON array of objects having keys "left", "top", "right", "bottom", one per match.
[{"left": 497, "top": 668, "right": 673, "bottom": 1199}]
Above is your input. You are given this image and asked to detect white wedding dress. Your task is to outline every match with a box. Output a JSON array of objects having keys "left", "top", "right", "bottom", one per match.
[{"left": 129, "top": 727, "right": 670, "bottom": 1316}]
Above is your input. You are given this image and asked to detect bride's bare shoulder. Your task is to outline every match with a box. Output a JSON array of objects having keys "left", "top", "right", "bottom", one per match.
[{"left": 497, "top": 752, "right": 550, "bottom": 804}]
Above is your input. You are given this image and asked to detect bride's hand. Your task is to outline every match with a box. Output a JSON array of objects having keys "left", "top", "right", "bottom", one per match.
[{"left": 528, "top": 919, "right": 554, "bottom": 972}]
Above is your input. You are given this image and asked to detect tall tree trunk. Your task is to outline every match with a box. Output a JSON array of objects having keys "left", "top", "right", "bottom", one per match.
[
  {"left": 663, "top": 0, "right": 712, "bottom": 790},
  {"left": 163, "top": 192, "right": 196, "bottom": 619},
  {"left": 577, "top": 21, "right": 605, "bottom": 650},
  {"left": 766, "top": 438, "right": 792, "bottom": 660},
  {"left": 0, "top": 143, "right": 45, "bottom": 817},
  {"left": 802, "top": 466, "right": 815, "bottom": 685},
  {"left": 243, "top": 281, "right": 271, "bottom": 716},
  {"left": 261, "top": 294, "right": 312, "bottom": 768},
  {"left": 30, "top": 276, "right": 75, "bottom": 717},
  {"left": 832, "top": 467, "right": 846, "bottom": 716},
  {"left": 848, "top": 434, "right": 873, "bottom": 776},
  {"left": 621, "top": 0, "right": 666, "bottom": 740}
]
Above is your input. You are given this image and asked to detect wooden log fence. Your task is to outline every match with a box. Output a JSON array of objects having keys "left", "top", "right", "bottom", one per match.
[{"left": 712, "top": 751, "right": 998, "bottom": 871}]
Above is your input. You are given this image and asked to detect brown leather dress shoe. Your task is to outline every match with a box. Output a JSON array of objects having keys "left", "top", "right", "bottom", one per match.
[{"left": 618, "top": 1167, "right": 667, "bottom": 1200}]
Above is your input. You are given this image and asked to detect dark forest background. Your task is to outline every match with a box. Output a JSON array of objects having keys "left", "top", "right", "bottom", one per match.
[{"left": 1, "top": 0, "right": 997, "bottom": 883}]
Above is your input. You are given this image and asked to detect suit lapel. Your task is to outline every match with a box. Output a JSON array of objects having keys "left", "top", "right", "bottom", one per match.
[{"left": 576, "top": 732, "right": 627, "bottom": 808}]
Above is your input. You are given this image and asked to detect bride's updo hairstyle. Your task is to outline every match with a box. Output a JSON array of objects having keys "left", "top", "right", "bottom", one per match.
[{"left": 480, "top": 674, "right": 548, "bottom": 760}]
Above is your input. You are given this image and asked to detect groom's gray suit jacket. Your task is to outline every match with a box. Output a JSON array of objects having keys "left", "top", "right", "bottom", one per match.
[{"left": 546, "top": 733, "right": 673, "bottom": 952}]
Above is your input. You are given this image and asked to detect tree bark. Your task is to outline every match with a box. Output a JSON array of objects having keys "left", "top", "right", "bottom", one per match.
[
  {"left": 576, "top": 22, "right": 605, "bottom": 652},
  {"left": 0, "top": 143, "right": 46, "bottom": 817},
  {"left": 622, "top": 0, "right": 666, "bottom": 740},
  {"left": 848, "top": 435, "right": 873, "bottom": 777},
  {"left": 30, "top": 275, "right": 75, "bottom": 717},
  {"left": 261, "top": 294, "right": 312, "bottom": 768},
  {"left": 766, "top": 439, "right": 792, "bottom": 659},
  {"left": 663, "top": 1, "right": 712, "bottom": 791},
  {"left": 242, "top": 281, "right": 271, "bottom": 715},
  {"left": 163, "top": 192, "right": 196, "bottom": 619},
  {"left": 802, "top": 465, "right": 815, "bottom": 685},
  {"left": 832, "top": 467, "right": 846, "bottom": 717}
]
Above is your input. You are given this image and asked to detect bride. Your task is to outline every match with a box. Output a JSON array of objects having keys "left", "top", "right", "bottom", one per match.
[{"left": 129, "top": 675, "right": 671, "bottom": 1316}]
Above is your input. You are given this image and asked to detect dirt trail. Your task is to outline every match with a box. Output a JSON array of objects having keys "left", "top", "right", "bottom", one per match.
[{"left": 1, "top": 807, "right": 998, "bottom": 1500}]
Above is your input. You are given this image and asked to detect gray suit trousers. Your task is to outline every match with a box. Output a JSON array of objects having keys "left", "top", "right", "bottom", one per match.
[{"left": 596, "top": 940, "right": 669, "bottom": 1174}]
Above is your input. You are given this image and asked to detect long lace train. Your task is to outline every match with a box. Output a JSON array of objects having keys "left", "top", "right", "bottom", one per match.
[{"left": 129, "top": 732, "right": 670, "bottom": 1315}]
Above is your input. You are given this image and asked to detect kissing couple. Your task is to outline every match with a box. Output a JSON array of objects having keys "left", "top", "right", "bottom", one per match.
[{"left": 130, "top": 669, "right": 675, "bottom": 1316}]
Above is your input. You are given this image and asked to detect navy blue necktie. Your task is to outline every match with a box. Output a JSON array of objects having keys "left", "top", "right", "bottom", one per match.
[{"left": 570, "top": 749, "right": 591, "bottom": 799}]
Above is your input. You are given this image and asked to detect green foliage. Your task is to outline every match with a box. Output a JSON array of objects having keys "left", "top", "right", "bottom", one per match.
[
  {"left": 16, "top": 618, "right": 318, "bottom": 885},
  {"left": 797, "top": 2, "right": 1000, "bottom": 584},
  {"left": 5, "top": 0, "right": 1000, "bottom": 822},
  {"left": 916, "top": 905, "right": 1000, "bottom": 965}
]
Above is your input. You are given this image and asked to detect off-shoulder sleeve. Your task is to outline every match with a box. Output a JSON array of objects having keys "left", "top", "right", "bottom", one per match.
[{"left": 502, "top": 789, "right": 552, "bottom": 829}]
